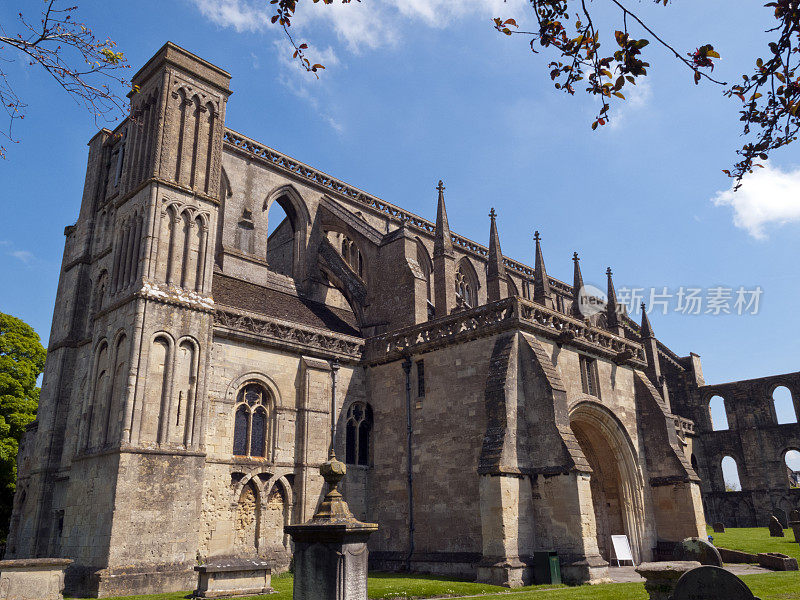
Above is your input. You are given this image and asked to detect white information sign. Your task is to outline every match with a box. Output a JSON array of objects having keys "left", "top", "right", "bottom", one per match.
[{"left": 610, "top": 535, "right": 634, "bottom": 566}]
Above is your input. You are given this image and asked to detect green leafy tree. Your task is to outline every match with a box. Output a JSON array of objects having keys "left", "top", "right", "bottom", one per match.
[{"left": 0, "top": 313, "right": 45, "bottom": 538}]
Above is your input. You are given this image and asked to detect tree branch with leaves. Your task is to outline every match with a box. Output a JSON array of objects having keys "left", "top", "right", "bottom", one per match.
[
  {"left": 493, "top": 0, "right": 799, "bottom": 188},
  {"left": 270, "top": 0, "right": 800, "bottom": 190},
  {"left": 0, "top": 0, "right": 130, "bottom": 158}
]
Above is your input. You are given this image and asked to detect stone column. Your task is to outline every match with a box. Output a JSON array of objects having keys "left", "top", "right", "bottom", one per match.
[{"left": 286, "top": 455, "right": 378, "bottom": 600}]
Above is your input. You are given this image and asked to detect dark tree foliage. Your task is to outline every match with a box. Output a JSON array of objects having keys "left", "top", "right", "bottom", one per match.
[
  {"left": 272, "top": 0, "right": 800, "bottom": 189},
  {"left": 0, "top": 313, "right": 45, "bottom": 539},
  {"left": 0, "top": 0, "right": 131, "bottom": 158}
]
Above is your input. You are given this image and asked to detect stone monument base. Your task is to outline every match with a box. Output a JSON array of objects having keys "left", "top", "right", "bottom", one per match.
[
  {"left": 634, "top": 561, "right": 700, "bottom": 600},
  {"left": 192, "top": 559, "right": 274, "bottom": 599},
  {"left": 0, "top": 558, "right": 73, "bottom": 600}
]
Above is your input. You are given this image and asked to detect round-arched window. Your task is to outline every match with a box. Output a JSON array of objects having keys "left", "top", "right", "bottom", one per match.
[{"left": 233, "top": 383, "right": 272, "bottom": 458}]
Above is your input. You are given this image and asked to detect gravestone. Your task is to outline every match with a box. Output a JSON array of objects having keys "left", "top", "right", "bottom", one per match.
[
  {"left": 790, "top": 509, "right": 800, "bottom": 543},
  {"left": 773, "top": 509, "right": 788, "bottom": 529},
  {"left": 672, "top": 538, "right": 723, "bottom": 567},
  {"left": 670, "top": 565, "right": 760, "bottom": 600},
  {"left": 768, "top": 515, "right": 784, "bottom": 537},
  {"left": 712, "top": 523, "right": 725, "bottom": 533}
]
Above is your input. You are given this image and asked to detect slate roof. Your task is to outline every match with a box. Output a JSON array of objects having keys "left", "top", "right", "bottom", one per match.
[{"left": 213, "top": 274, "right": 361, "bottom": 338}]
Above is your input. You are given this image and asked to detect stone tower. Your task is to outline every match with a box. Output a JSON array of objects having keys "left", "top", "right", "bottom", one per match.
[{"left": 6, "top": 43, "right": 231, "bottom": 595}]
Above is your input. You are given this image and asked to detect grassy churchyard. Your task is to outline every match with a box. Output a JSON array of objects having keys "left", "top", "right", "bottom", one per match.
[{"left": 69, "top": 527, "right": 800, "bottom": 600}]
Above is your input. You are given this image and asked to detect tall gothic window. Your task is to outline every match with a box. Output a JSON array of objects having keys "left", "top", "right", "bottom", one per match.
[
  {"left": 233, "top": 383, "right": 271, "bottom": 458},
  {"left": 341, "top": 236, "right": 364, "bottom": 278},
  {"left": 455, "top": 260, "right": 477, "bottom": 308},
  {"left": 345, "top": 402, "right": 373, "bottom": 466},
  {"left": 579, "top": 355, "right": 600, "bottom": 398}
]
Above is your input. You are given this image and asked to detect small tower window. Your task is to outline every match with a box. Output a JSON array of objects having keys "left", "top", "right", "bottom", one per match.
[
  {"left": 580, "top": 355, "right": 600, "bottom": 398},
  {"left": 417, "top": 360, "right": 425, "bottom": 398},
  {"left": 345, "top": 402, "right": 373, "bottom": 466}
]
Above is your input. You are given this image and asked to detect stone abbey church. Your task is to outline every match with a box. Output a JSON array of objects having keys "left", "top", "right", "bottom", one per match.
[{"left": 7, "top": 43, "right": 800, "bottom": 597}]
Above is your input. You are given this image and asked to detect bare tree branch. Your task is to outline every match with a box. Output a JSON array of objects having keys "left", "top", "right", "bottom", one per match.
[{"left": 0, "top": 0, "right": 130, "bottom": 158}]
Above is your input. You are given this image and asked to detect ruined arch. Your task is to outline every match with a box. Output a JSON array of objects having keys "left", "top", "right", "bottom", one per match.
[
  {"left": 234, "top": 479, "right": 260, "bottom": 555},
  {"left": 569, "top": 400, "right": 646, "bottom": 564},
  {"left": 263, "top": 184, "right": 310, "bottom": 280},
  {"left": 771, "top": 384, "right": 798, "bottom": 424},
  {"left": 782, "top": 447, "right": 800, "bottom": 488},
  {"left": 721, "top": 455, "right": 743, "bottom": 491},
  {"left": 708, "top": 394, "right": 730, "bottom": 431},
  {"left": 262, "top": 477, "right": 292, "bottom": 552}
]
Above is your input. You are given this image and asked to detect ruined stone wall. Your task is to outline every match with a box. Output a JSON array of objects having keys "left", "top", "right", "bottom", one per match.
[{"left": 686, "top": 372, "right": 800, "bottom": 527}]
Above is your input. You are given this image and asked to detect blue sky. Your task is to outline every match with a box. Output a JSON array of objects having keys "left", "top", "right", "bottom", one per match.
[{"left": 2, "top": 1, "right": 800, "bottom": 450}]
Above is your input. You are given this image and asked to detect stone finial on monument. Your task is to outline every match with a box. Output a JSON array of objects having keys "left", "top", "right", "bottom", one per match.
[
  {"left": 670, "top": 565, "right": 760, "bottom": 600},
  {"left": 712, "top": 522, "right": 725, "bottom": 533},
  {"left": 285, "top": 453, "right": 378, "bottom": 600},
  {"left": 672, "top": 538, "right": 723, "bottom": 567},
  {"left": 769, "top": 515, "right": 784, "bottom": 537}
]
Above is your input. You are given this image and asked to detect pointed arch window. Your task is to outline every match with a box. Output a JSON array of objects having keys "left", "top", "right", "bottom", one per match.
[
  {"left": 341, "top": 236, "right": 364, "bottom": 278},
  {"left": 455, "top": 260, "right": 478, "bottom": 309},
  {"left": 345, "top": 402, "right": 373, "bottom": 466},
  {"left": 232, "top": 383, "right": 272, "bottom": 458}
]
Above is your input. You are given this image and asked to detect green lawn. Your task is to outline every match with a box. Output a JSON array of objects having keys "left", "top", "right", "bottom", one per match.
[
  {"left": 70, "top": 572, "right": 562, "bottom": 600},
  {"left": 79, "top": 572, "right": 800, "bottom": 600},
  {"left": 707, "top": 525, "right": 800, "bottom": 562},
  {"left": 68, "top": 529, "right": 800, "bottom": 600}
]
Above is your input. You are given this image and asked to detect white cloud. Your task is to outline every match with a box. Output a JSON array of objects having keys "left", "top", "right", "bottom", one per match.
[
  {"left": 191, "top": 0, "right": 269, "bottom": 33},
  {"left": 607, "top": 78, "right": 652, "bottom": 129},
  {"left": 712, "top": 162, "right": 800, "bottom": 240},
  {"left": 10, "top": 249, "right": 34, "bottom": 264},
  {"left": 190, "top": 0, "right": 531, "bottom": 51},
  {"left": 273, "top": 40, "right": 344, "bottom": 132},
  {"left": 388, "top": 0, "right": 528, "bottom": 27}
]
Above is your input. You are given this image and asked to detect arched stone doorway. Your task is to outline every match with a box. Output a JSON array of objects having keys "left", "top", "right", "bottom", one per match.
[{"left": 570, "top": 401, "right": 646, "bottom": 564}]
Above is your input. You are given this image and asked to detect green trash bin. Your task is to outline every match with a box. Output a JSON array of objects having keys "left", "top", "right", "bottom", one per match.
[{"left": 533, "top": 551, "right": 561, "bottom": 585}]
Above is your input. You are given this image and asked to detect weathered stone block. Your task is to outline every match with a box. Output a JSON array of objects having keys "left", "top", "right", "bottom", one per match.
[
  {"left": 0, "top": 558, "right": 72, "bottom": 600},
  {"left": 634, "top": 561, "right": 700, "bottom": 600},
  {"left": 193, "top": 558, "right": 274, "bottom": 598},
  {"left": 756, "top": 552, "right": 798, "bottom": 571}
]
